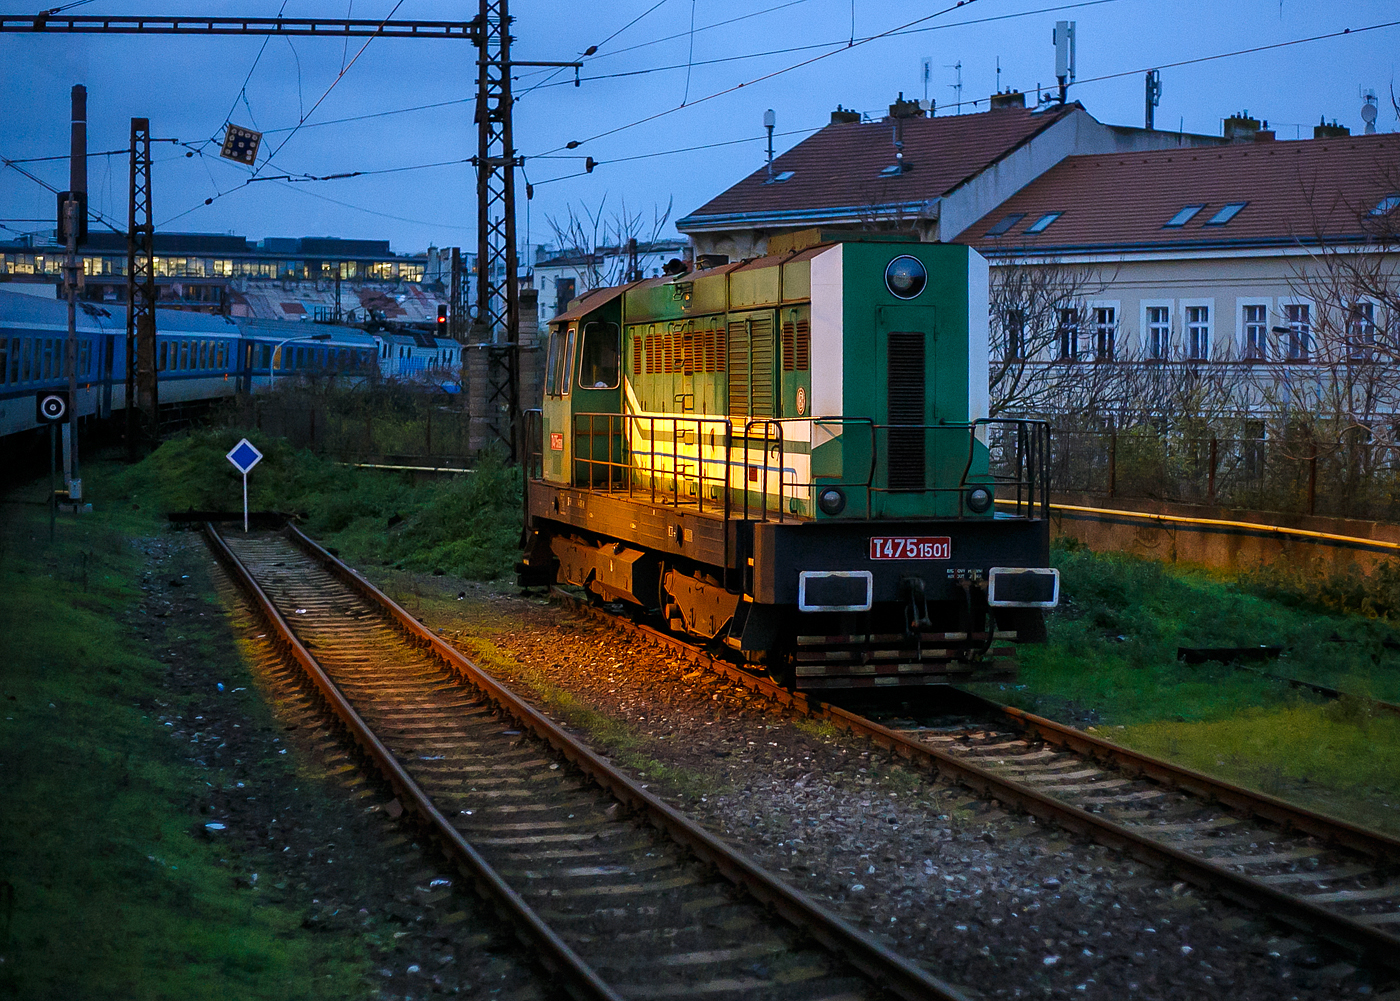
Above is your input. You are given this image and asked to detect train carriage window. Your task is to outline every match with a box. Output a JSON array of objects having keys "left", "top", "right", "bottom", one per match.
[
  {"left": 43, "top": 339, "right": 54, "bottom": 380},
  {"left": 0, "top": 338, "right": 6, "bottom": 385},
  {"left": 544, "top": 329, "right": 563, "bottom": 395},
  {"left": 180, "top": 341, "right": 190, "bottom": 370},
  {"left": 578, "top": 321, "right": 619, "bottom": 390},
  {"left": 19, "top": 338, "right": 30, "bottom": 382},
  {"left": 80, "top": 340, "right": 91, "bottom": 376},
  {"left": 7, "top": 338, "right": 17, "bottom": 383},
  {"left": 158, "top": 342, "right": 167, "bottom": 371},
  {"left": 561, "top": 325, "right": 578, "bottom": 395}
]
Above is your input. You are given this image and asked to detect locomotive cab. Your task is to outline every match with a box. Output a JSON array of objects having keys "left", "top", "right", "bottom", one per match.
[{"left": 523, "top": 229, "right": 1057, "bottom": 690}]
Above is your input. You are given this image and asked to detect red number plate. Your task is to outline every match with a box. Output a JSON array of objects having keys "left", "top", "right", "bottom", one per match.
[
  {"left": 869, "top": 536, "right": 951, "bottom": 560},
  {"left": 549, "top": 432, "right": 564, "bottom": 451}
]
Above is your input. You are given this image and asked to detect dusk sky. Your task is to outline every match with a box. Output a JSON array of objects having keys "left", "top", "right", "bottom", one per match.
[{"left": 2, "top": 0, "right": 1397, "bottom": 258}]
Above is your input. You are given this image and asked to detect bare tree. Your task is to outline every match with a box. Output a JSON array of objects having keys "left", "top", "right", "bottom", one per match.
[
  {"left": 986, "top": 255, "right": 1123, "bottom": 421},
  {"left": 544, "top": 196, "right": 674, "bottom": 291},
  {"left": 1260, "top": 160, "right": 1400, "bottom": 509}
]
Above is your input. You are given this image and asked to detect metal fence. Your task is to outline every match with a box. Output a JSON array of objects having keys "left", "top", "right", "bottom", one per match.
[
  {"left": 232, "top": 394, "right": 474, "bottom": 468},
  {"left": 1054, "top": 429, "right": 1400, "bottom": 521}
]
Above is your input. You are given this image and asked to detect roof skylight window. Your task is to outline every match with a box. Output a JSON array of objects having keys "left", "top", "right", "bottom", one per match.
[
  {"left": 1163, "top": 204, "right": 1204, "bottom": 228},
  {"left": 1204, "top": 201, "right": 1248, "bottom": 226},
  {"left": 764, "top": 170, "right": 795, "bottom": 184},
  {"left": 984, "top": 213, "right": 1025, "bottom": 237},
  {"left": 1370, "top": 194, "right": 1400, "bottom": 217},
  {"left": 1025, "top": 211, "right": 1063, "bottom": 234}
]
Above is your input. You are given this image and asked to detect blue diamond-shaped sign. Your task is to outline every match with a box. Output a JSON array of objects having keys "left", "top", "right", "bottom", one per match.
[{"left": 226, "top": 438, "right": 263, "bottom": 475}]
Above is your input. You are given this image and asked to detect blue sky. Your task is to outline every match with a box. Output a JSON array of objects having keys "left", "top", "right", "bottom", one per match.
[{"left": 1, "top": 0, "right": 1396, "bottom": 256}]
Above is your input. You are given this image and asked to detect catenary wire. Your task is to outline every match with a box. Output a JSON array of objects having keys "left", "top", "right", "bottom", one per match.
[{"left": 530, "top": 0, "right": 994, "bottom": 157}]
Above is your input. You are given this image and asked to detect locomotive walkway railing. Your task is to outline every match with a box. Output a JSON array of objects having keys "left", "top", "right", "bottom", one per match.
[{"left": 542, "top": 411, "right": 1050, "bottom": 523}]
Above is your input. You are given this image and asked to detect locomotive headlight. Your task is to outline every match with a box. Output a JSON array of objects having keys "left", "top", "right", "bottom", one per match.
[
  {"left": 884, "top": 255, "right": 927, "bottom": 299},
  {"left": 818, "top": 487, "right": 847, "bottom": 515},
  {"left": 966, "top": 486, "right": 993, "bottom": 513}
]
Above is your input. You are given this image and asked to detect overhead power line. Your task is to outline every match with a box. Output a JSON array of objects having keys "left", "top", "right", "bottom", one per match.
[{"left": 532, "top": 0, "right": 999, "bottom": 157}]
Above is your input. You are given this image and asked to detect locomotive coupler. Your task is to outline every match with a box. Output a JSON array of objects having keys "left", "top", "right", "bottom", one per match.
[{"left": 900, "top": 576, "right": 932, "bottom": 634}]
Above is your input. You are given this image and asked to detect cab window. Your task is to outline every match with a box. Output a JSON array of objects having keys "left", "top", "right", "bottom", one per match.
[
  {"left": 578, "top": 321, "right": 620, "bottom": 390},
  {"left": 544, "top": 328, "right": 563, "bottom": 395},
  {"left": 560, "top": 325, "right": 578, "bottom": 396}
]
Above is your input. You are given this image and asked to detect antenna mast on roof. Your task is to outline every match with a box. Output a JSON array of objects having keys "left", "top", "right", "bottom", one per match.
[
  {"left": 946, "top": 60, "right": 962, "bottom": 111},
  {"left": 1362, "top": 88, "right": 1378, "bottom": 135},
  {"left": 1145, "top": 69, "right": 1162, "bottom": 129},
  {"left": 1054, "top": 20, "right": 1075, "bottom": 104},
  {"left": 921, "top": 56, "right": 932, "bottom": 104},
  {"left": 763, "top": 109, "right": 776, "bottom": 180}
]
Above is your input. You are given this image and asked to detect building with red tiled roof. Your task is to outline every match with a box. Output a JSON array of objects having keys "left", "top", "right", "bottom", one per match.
[
  {"left": 677, "top": 96, "right": 1226, "bottom": 259},
  {"left": 958, "top": 133, "right": 1400, "bottom": 373}
]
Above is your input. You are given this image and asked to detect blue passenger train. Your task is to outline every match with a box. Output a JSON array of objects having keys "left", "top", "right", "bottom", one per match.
[{"left": 0, "top": 288, "right": 459, "bottom": 438}]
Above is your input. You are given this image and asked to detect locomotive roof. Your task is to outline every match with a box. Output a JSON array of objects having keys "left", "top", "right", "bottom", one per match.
[{"left": 547, "top": 238, "right": 862, "bottom": 327}]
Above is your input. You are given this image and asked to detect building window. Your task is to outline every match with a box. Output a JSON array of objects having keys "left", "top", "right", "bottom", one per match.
[
  {"left": 1092, "top": 307, "right": 1116, "bottom": 361},
  {"left": 1348, "top": 302, "right": 1376, "bottom": 360},
  {"left": 1285, "top": 304, "right": 1310, "bottom": 361},
  {"left": 1242, "top": 304, "right": 1268, "bottom": 361},
  {"left": 1164, "top": 205, "right": 1204, "bottom": 228},
  {"left": 1057, "top": 308, "right": 1080, "bottom": 361},
  {"left": 1186, "top": 305, "right": 1210, "bottom": 360},
  {"left": 1025, "top": 212, "right": 1063, "bottom": 234},
  {"left": 1005, "top": 308, "right": 1026, "bottom": 362},
  {"left": 1146, "top": 306, "right": 1170, "bottom": 360}
]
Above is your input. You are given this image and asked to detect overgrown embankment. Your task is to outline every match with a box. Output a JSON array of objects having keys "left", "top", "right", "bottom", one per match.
[
  {"left": 992, "top": 541, "right": 1400, "bottom": 834},
  {"left": 113, "top": 427, "right": 522, "bottom": 580},
  {"left": 0, "top": 481, "right": 368, "bottom": 998}
]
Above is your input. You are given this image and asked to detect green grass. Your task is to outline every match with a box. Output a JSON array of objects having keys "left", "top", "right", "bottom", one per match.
[
  {"left": 0, "top": 479, "right": 367, "bottom": 999},
  {"left": 108, "top": 427, "right": 523, "bottom": 580},
  {"left": 978, "top": 541, "right": 1400, "bottom": 835}
]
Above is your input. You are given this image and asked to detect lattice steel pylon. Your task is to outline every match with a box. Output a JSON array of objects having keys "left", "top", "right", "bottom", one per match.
[
  {"left": 126, "top": 117, "right": 157, "bottom": 457},
  {"left": 471, "top": 0, "right": 521, "bottom": 460}
]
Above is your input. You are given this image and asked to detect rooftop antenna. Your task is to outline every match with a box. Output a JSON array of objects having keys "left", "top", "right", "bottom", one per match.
[
  {"left": 1362, "top": 87, "right": 1378, "bottom": 134},
  {"left": 1145, "top": 69, "right": 1162, "bottom": 129},
  {"left": 1054, "top": 20, "right": 1075, "bottom": 104},
  {"left": 946, "top": 59, "right": 962, "bottom": 111},
  {"left": 763, "top": 108, "right": 776, "bottom": 180},
  {"left": 921, "top": 56, "right": 932, "bottom": 104},
  {"left": 996, "top": 56, "right": 1001, "bottom": 94}
]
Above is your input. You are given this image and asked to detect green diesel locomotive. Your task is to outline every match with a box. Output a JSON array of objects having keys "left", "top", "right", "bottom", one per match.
[{"left": 521, "top": 229, "right": 1057, "bottom": 690}]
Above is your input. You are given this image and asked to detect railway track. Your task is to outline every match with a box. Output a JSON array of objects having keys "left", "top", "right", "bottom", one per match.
[
  {"left": 202, "top": 521, "right": 969, "bottom": 1001},
  {"left": 557, "top": 593, "right": 1400, "bottom": 976}
]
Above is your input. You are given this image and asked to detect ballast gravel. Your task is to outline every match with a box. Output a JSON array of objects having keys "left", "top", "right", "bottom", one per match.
[{"left": 385, "top": 574, "right": 1396, "bottom": 1001}]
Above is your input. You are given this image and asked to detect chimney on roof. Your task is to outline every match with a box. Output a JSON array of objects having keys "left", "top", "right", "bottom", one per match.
[
  {"left": 887, "top": 92, "right": 926, "bottom": 120},
  {"left": 1223, "top": 110, "right": 1263, "bottom": 141},
  {"left": 1314, "top": 117, "right": 1350, "bottom": 139},
  {"left": 989, "top": 90, "right": 1025, "bottom": 110},
  {"left": 830, "top": 104, "right": 861, "bottom": 125},
  {"left": 1253, "top": 129, "right": 1276, "bottom": 142}
]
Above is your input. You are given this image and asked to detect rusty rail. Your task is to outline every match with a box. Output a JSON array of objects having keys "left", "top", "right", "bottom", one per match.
[
  {"left": 279, "top": 522, "right": 971, "bottom": 1001},
  {"left": 558, "top": 590, "right": 1400, "bottom": 971},
  {"left": 205, "top": 522, "right": 622, "bottom": 1001}
]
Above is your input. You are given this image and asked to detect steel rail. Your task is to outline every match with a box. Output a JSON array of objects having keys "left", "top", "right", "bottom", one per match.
[
  {"left": 204, "top": 523, "right": 623, "bottom": 1001},
  {"left": 281, "top": 522, "right": 970, "bottom": 1001},
  {"left": 556, "top": 592, "right": 1400, "bottom": 971}
]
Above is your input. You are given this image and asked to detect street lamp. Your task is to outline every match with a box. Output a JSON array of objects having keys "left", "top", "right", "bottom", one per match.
[{"left": 268, "top": 331, "right": 332, "bottom": 390}]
